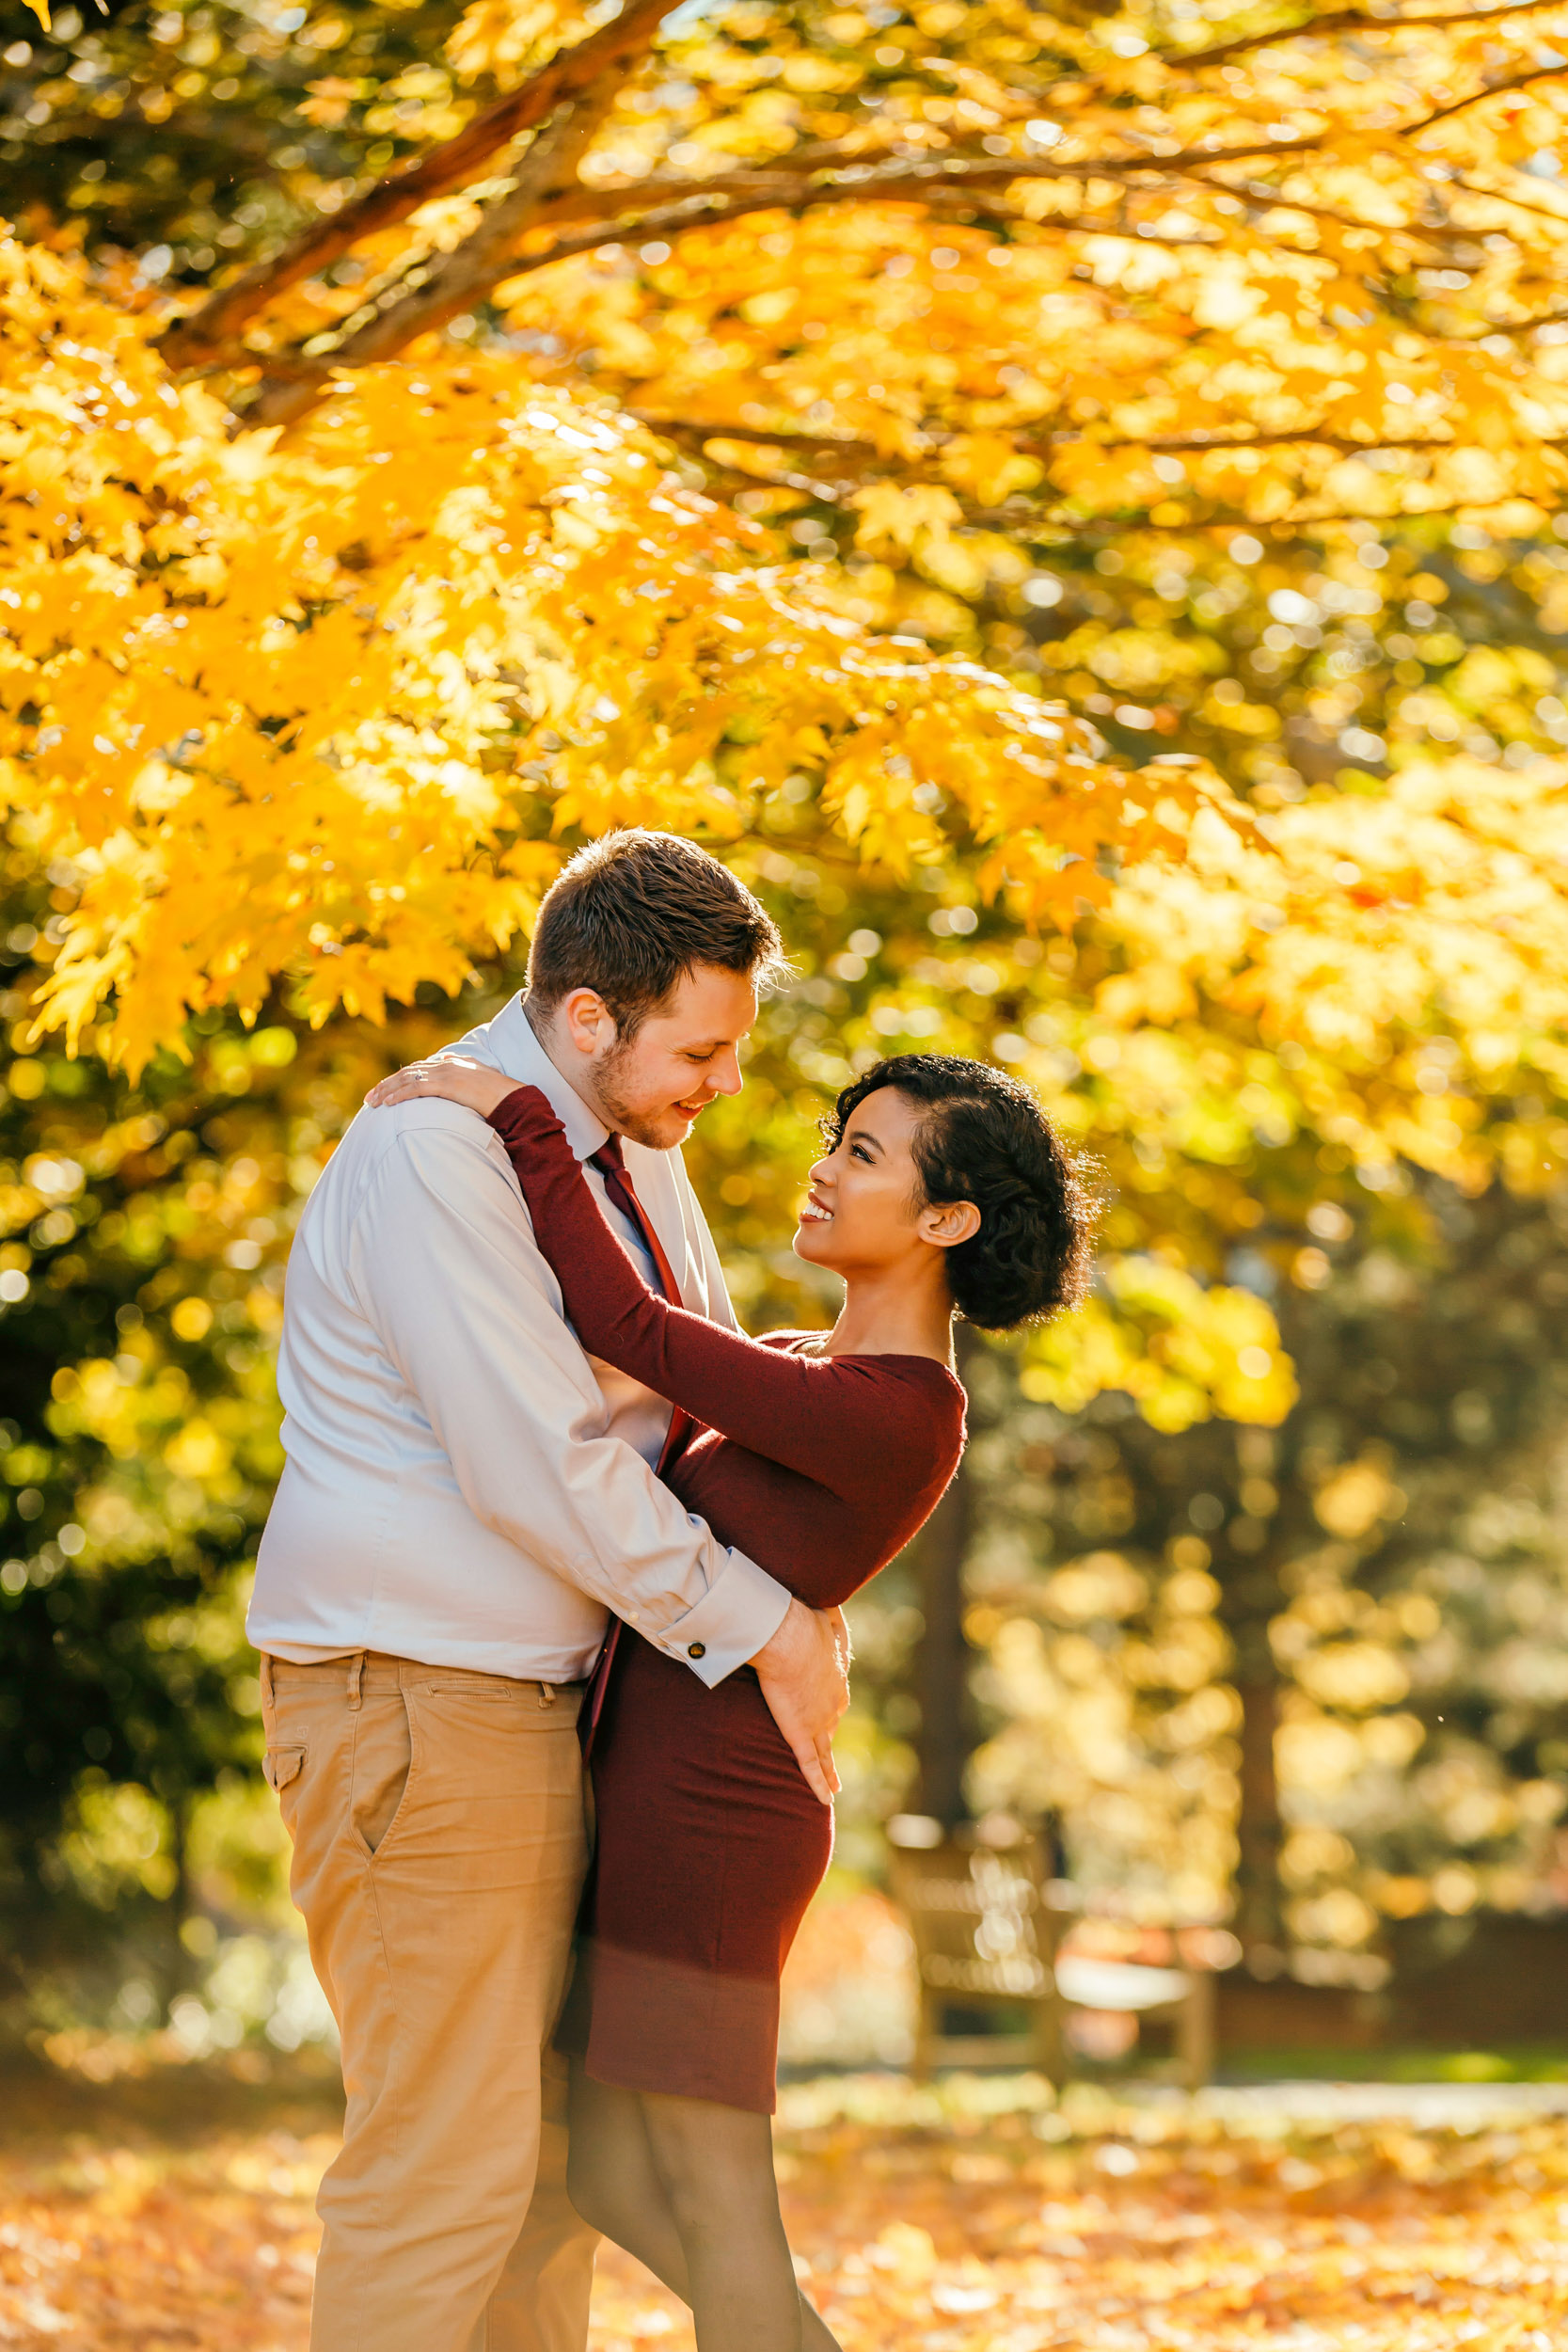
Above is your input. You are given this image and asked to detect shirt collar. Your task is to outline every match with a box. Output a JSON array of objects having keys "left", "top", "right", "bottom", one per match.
[{"left": 483, "top": 995, "right": 610, "bottom": 1165}]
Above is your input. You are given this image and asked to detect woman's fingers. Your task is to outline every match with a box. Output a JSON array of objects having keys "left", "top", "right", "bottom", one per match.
[
  {"left": 364, "top": 1057, "right": 469, "bottom": 1105},
  {"left": 364, "top": 1067, "right": 435, "bottom": 1106},
  {"left": 365, "top": 1057, "right": 514, "bottom": 1114},
  {"left": 794, "top": 1740, "right": 837, "bottom": 1807},
  {"left": 752, "top": 1599, "right": 849, "bottom": 1808}
]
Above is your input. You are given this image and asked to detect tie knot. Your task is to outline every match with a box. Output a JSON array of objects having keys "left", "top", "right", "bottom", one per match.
[{"left": 589, "top": 1136, "right": 626, "bottom": 1179}]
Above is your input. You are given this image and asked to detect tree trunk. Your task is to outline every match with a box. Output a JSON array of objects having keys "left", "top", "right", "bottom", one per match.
[
  {"left": 1233, "top": 1677, "right": 1286, "bottom": 1963},
  {"left": 160, "top": 1793, "right": 196, "bottom": 2018},
  {"left": 914, "top": 1440, "right": 974, "bottom": 1828}
]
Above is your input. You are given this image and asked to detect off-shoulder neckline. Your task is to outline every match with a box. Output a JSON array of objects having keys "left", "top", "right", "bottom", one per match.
[{"left": 764, "top": 1330, "right": 966, "bottom": 1391}]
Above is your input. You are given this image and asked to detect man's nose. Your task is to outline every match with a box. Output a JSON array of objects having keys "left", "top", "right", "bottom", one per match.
[{"left": 707, "top": 1048, "right": 743, "bottom": 1099}]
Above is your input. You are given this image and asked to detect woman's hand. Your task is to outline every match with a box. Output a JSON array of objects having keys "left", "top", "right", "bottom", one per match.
[
  {"left": 751, "top": 1597, "right": 851, "bottom": 1805},
  {"left": 365, "top": 1056, "right": 519, "bottom": 1118}
]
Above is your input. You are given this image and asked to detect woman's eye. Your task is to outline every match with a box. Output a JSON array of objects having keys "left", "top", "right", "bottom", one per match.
[{"left": 851, "top": 1143, "right": 872, "bottom": 1163}]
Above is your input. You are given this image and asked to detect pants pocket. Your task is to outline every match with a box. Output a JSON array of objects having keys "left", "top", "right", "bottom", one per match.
[
  {"left": 350, "top": 1688, "right": 415, "bottom": 1858},
  {"left": 264, "top": 1739, "right": 309, "bottom": 1848},
  {"left": 263, "top": 1743, "right": 305, "bottom": 1793}
]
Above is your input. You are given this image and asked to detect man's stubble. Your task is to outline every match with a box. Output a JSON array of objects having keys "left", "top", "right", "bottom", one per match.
[{"left": 588, "top": 1034, "right": 674, "bottom": 1150}]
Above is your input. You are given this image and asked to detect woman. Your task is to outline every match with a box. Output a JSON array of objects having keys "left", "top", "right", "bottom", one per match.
[{"left": 369, "top": 1049, "right": 1093, "bottom": 2351}]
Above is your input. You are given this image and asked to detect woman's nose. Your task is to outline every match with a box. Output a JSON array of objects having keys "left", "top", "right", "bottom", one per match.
[{"left": 807, "top": 1154, "right": 833, "bottom": 1187}]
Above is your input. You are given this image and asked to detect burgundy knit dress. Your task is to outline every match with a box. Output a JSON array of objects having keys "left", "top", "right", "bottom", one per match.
[{"left": 486, "top": 1086, "right": 966, "bottom": 2112}]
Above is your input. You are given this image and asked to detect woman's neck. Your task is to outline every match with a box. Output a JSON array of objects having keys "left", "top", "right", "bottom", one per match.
[{"left": 825, "top": 1264, "right": 955, "bottom": 1364}]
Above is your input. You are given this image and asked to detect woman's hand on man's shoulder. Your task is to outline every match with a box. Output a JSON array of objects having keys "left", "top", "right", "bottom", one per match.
[{"left": 365, "top": 1056, "right": 520, "bottom": 1119}]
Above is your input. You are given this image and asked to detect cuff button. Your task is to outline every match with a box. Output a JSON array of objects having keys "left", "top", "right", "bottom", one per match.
[{"left": 688, "top": 1642, "right": 706, "bottom": 1660}]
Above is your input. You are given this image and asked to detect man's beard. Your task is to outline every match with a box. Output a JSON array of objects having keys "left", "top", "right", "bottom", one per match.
[{"left": 587, "top": 1037, "right": 671, "bottom": 1150}]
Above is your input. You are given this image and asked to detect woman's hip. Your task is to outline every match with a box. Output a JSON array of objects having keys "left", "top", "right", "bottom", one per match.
[{"left": 588, "top": 1645, "right": 833, "bottom": 1967}]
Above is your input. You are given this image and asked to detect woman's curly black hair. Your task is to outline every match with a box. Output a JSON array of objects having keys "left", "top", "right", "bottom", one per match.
[{"left": 824, "top": 1054, "right": 1098, "bottom": 1331}]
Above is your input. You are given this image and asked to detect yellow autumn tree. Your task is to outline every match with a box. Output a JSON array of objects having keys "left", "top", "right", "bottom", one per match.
[
  {"left": 6, "top": 0, "right": 1568, "bottom": 1441},
  {"left": 0, "top": 232, "right": 1224, "bottom": 1064}
]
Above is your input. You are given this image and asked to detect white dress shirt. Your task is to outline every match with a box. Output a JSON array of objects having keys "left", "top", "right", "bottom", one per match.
[{"left": 247, "top": 996, "right": 792, "bottom": 1687}]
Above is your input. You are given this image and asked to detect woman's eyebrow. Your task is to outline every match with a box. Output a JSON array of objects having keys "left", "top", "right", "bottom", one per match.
[{"left": 847, "top": 1123, "right": 886, "bottom": 1156}]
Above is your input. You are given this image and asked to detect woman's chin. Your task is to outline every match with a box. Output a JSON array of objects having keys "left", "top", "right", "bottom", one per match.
[{"left": 792, "top": 1220, "right": 836, "bottom": 1266}]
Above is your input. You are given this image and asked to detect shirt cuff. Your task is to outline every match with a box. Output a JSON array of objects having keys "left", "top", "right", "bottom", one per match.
[{"left": 651, "top": 1549, "right": 792, "bottom": 1688}]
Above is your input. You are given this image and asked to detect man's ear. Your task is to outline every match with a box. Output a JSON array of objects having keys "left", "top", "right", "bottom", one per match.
[
  {"left": 559, "top": 987, "right": 617, "bottom": 1059},
  {"left": 920, "top": 1200, "right": 981, "bottom": 1251}
]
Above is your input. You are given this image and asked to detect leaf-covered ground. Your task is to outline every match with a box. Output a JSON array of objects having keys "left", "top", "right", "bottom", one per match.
[{"left": 3, "top": 2069, "right": 1566, "bottom": 2349}]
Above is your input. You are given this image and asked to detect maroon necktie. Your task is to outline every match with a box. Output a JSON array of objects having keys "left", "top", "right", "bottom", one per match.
[
  {"left": 587, "top": 1136, "right": 694, "bottom": 1475},
  {"left": 581, "top": 1136, "right": 696, "bottom": 1756}
]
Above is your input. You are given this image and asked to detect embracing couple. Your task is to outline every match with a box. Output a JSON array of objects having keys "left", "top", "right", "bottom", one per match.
[{"left": 247, "top": 831, "right": 1090, "bottom": 2352}]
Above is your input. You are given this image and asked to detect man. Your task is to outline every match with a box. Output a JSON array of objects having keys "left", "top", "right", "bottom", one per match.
[{"left": 247, "top": 831, "right": 848, "bottom": 2352}]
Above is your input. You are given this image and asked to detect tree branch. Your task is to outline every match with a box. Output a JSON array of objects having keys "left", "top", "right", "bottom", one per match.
[
  {"left": 635, "top": 414, "right": 879, "bottom": 444},
  {"left": 1406, "top": 61, "right": 1568, "bottom": 135},
  {"left": 1458, "top": 305, "right": 1568, "bottom": 334},
  {"left": 632, "top": 416, "right": 890, "bottom": 497},
  {"left": 1225, "top": 178, "right": 1479, "bottom": 245},
  {"left": 231, "top": 140, "right": 1509, "bottom": 426},
  {"left": 159, "top": 0, "right": 673, "bottom": 372},
  {"left": 218, "top": 76, "right": 1562, "bottom": 418},
  {"left": 1176, "top": 0, "right": 1568, "bottom": 74},
  {"left": 361, "top": 129, "right": 1346, "bottom": 244},
  {"left": 1174, "top": 487, "right": 1568, "bottom": 526},
  {"left": 1042, "top": 427, "right": 1568, "bottom": 453},
  {"left": 526, "top": 133, "right": 1333, "bottom": 230},
  {"left": 638, "top": 416, "right": 1550, "bottom": 467},
  {"left": 614, "top": 402, "right": 1568, "bottom": 546},
  {"left": 1444, "top": 170, "right": 1568, "bottom": 230},
  {"left": 468, "top": 151, "right": 1461, "bottom": 280},
  {"left": 962, "top": 487, "right": 1568, "bottom": 529},
  {"left": 239, "top": 100, "right": 629, "bottom": 429},
  {"left": 221, "top": 138, "right": 1349, "bottom": 412}
]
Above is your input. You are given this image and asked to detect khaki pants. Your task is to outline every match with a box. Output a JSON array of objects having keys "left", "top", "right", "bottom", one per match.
[{"left": 261, "top": 1651, "right": 598, "bottom": 2352}]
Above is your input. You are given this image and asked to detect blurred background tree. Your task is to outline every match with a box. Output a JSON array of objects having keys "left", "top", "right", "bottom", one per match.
[{"left": 5, "top": 0, "right": 1568, "bottom": 2056}]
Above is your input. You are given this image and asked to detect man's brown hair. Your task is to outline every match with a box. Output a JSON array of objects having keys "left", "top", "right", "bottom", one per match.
[{"left": 526, "top": 830, "right": 786, "bottom": 1037}]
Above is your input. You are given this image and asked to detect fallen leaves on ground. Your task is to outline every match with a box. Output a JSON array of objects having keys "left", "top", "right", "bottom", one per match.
[{"left": 3, "top": 2070, "right": 1567, "bottom": 2348}]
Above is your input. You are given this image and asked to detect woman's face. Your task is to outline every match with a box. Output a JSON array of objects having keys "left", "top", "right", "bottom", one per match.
[{"left": 794, "top": 1087, "right": 974, "bottom": 1277}]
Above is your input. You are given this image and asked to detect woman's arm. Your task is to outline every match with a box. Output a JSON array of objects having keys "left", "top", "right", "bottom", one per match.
[{"left": 486, "top": 1085, "right": 926, "bottom": 1497}]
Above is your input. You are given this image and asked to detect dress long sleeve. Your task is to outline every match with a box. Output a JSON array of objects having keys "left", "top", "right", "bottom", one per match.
[{"left": 486, "top": 1086, "right": 949, "bottom": 1499}]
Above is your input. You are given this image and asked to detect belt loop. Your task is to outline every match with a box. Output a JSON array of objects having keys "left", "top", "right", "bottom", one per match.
[
  {"left": 347, "top": 1651, "right": 365, "bottom": 1709},
  {"left": 538, "top": 1680, "right": 556, "bottom": 1708}
]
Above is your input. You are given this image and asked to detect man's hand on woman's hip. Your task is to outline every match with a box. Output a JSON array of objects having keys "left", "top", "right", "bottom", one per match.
[{"left": 751, "top": 1597, "right": 851, "bottom": 1804}]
